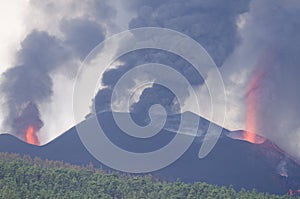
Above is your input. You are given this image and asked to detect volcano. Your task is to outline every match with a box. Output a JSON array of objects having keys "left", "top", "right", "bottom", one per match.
[{"left": 0, "top": 111, "right": 300, "bottom": 195}]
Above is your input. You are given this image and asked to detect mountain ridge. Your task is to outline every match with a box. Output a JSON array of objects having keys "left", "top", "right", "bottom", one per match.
[{"left": 0, "top": 111, "right": 300, "bottom": 194}]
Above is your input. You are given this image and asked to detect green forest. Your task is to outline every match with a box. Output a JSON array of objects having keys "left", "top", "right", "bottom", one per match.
[{"left": 0, "top": 152, "right": 295, "bottom": 199}]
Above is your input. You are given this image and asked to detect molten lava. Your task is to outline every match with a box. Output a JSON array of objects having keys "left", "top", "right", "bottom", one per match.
[
  {"left": 25, "top": 126, "right": 40, "bottom": 146},
  {"left": 226, "top": 131, "right": 266, "bottom": 144},
  {"left": 241, "top": 131, "right": 265, "bottom": 144},
  {"left": 244, "top": 69, "right": 266, "bottom": 144},
  {"left": 243, "top": 51, "right": 276, "bottom": 144}
]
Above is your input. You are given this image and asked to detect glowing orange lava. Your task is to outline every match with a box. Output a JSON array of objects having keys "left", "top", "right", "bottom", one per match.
[
  {"left": 243, "top": 59, "right": 266, "bottom": 144},
  {"left": 25, "top": 126, "right": 40, "bottom": 146},
  {"left": 243, "top": 50, "right": 276, "bottom": 144},
  {"left": 244, "top": 69, "right": 266, "bottom": 144},
  {"left": 241, "top": 131, "right": 265, "bottom": 144}
]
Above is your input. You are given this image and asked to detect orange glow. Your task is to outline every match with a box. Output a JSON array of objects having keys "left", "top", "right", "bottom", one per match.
[
  {"left": 243, "top": 50, "right": 275, "bottom": 144},
  {"left": 226, "top": 130, "right": 266, "bottom": 144},
  {"left": 244, "top": 69, "right": 266, "bottom": 144},
  {"left": 241, "top": 131, "right": 265, "bottom": 144},
  {"left": 25, "top": 126, "right": 40, "bottom": 146}
]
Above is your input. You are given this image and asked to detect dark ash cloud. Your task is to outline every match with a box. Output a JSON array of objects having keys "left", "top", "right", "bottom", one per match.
[
  {"left": 1, "top": 30, "right": 70, "bottom": 136},
  {"left": 94, "top": 0, "right": 251, "bottom": 121},
  {"left": 60, "top": 18, "right": 105, "bottom": 59},
  {"left": 0, "top": 0, "right": 115, "bottom": 141},
  {"left": 129, "top": 0, "right": 251, "bottom": 67}
]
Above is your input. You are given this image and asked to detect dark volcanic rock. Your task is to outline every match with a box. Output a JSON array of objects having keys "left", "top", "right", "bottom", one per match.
[{"left": 1, "top": 111, "right": 300, "bottom": 194}]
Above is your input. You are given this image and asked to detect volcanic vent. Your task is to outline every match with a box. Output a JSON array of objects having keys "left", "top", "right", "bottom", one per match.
[{"left": 12, "top": 102, "right": 42, "bottom": 145}]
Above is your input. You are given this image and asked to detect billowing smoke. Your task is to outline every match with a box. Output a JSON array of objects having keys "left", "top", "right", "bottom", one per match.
[
  {"left": 250, "top": 0, "right": 300, "bottom": 160},
  {"left": 95, "top": 49, "right": 201, "bottom": 121},
  {"left": 221, "top": 0, "right": 300, "bottom": 160},
  {"left": 128, "top": 0, "right": 251, "bottom": 67},
  {"left": 60, "top": 18, "right": 105, "bottom": 60},
  {"left": 94, "top": 0, "right": 251, "bottom": 122},
  {"left": 0, "top": 0, "right": 115, "bottom": 143},
  {"left": 0, "top": 30, "right": 70, "bottom": 140},
  {"left": 3, "top": 0, "right": 299, "bottom": 161}
]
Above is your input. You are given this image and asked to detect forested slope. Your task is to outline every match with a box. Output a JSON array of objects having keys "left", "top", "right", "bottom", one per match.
[{"left": 0, "top": 152, "right": 294, "bottom": 199}]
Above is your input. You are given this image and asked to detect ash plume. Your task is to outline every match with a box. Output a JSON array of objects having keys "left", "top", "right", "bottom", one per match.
[
  {"left": 94, "top": 0, "right": 251, "bottom": 120},
  {"left": 13, "top": 102, "right": 43, "bottom": 140},
  {"left": 0, "top": 30, "right": 70, "bottom": 137},
  {"left": 223, "top": 0, "right": 300, "bottom": 160},
  {"left": 0, "top": 0, "right": 115, "bottom": 142}
]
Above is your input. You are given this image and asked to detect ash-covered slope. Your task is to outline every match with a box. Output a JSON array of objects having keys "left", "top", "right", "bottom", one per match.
[{"left": 0, "top": 111, "right": 300, "bottom": 194}]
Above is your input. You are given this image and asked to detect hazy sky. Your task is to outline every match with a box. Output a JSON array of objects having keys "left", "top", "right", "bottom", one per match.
[{"left": 0, "top": 1, "right": 27, "bottom": 74}]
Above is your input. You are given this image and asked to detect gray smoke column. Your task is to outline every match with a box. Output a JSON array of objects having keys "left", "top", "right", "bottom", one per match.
[
  {"left": 0, "top": 0, "right": 114, "bottom": 142},
  {"left": 0, "top": 31, "right": 69, "bottom": 140},
  {"left": 226, "top": 0, "right": 300, "bottom": 159},
  {"left": 95, "top": 0, "right": 251, "bottom": 120}
]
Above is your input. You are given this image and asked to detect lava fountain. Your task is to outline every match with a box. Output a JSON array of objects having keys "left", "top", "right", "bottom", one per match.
[
  {"left": 243, "top": 69, "right": 267, "bottom": 144},
  {"left": 25, "top": 125, "right": 40, "bottom": 145},
  {"left": 12, "top": 102, "right": 43, "bottom": 146},
  {"left": 242, "top": 51, "right": 275, "bottom": 145}
]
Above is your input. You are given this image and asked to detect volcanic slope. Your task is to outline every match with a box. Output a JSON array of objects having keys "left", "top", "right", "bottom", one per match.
[{"left": 0, "top": 111, "right": 300, "bottom": 194}]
